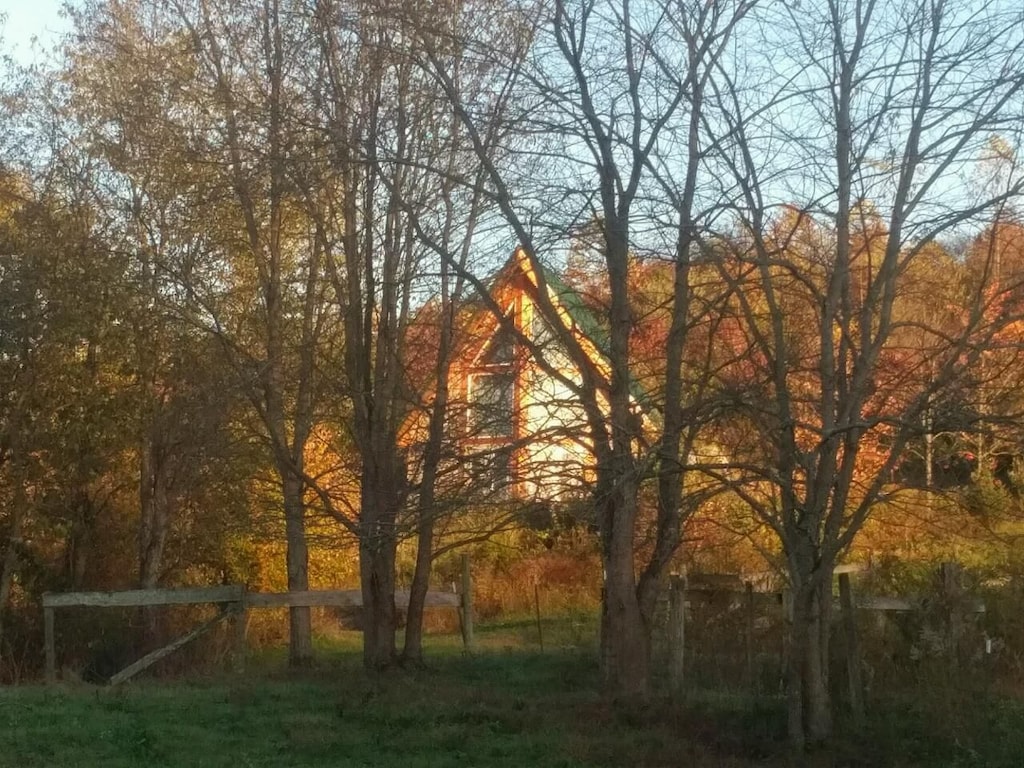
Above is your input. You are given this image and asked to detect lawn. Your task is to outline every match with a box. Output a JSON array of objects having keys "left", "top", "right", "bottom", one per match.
[{"left": 3, "top": 621, "right": 1024, "bottom": 767}]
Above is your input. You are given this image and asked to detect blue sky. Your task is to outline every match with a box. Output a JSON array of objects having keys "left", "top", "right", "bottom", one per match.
[{"left": 0, "top": 0, "right": 71, "bottom": 65}]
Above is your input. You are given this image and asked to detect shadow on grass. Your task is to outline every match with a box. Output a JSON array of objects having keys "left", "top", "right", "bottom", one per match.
[{"left": 5, "top": 626, "right": 1024, "bottom": 767}]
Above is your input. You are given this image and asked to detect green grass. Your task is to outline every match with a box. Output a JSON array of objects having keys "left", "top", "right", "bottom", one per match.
[
  {"left": 0, "top": 630, "right": 767, "bottom": 768},
  {"left": 0, "top": 651, "right": 639, "bottom": 768},
  {"left": 3, "top": 626, "right": 1024, "bottom": 767}
]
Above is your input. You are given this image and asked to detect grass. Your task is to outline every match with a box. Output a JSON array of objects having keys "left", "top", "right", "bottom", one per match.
[
  {"left": 0, "top": 649, "right": 636, "bottom": 768},
  {"left": 3, "top": 622, "right": 1024, "bottom": 767}
]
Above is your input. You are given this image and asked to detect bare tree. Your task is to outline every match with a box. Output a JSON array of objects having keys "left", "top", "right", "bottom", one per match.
[
  {"left": 703, "top": 0, "right": 1024, "bottom": 747},
  {"left": 296, "top": 0, "right": 500, "bottom": 669},
  {"left": 415, "top": 0, "right": 748, "bottom": 698}
]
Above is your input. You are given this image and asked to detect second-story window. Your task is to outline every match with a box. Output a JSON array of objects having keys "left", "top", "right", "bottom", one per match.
[
  {"left": 467, "top": 311, "right": 516, "bottom": 439},
  {"left": 467, "top": 371, "right": 515, "bottom": 437}
]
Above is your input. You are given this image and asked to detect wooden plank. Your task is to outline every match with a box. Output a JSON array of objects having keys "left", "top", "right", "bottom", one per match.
[
  {"left": 244, "top": 590, "right": 460, "bottom": 609},
  {"left": 860, "top": 595, "right": 915, "bottom": 611},
  {"left": 686, "top": 585, "right": 745, "bottom": 595},
  {"left": 43, "top": 585, "right": 244, "bottom": 609},
  {"left": 668, "top": 574, "right": 686, "bottom": 696},
  {"left": 460, "top": 554, "right": 474, "bottom": 651},
  {"left": 834, "top": 563, "right": 868, "bottom": 575},
  {"left": 744, "top": 582, "right": 754, "bottom": 690},
  {"left": 43, "top": 586, "right": 460, "bottom": 611},
  {"left": 44, "top": 607, "right": 56, "bottom": 684},
  {"left": 108, "top": 609, "right": 232, "bottom": 686},
  {"left": 230, "top": 598, "right": 247, "bottom": 674},
  {"left": 534, "top": 581, "right": 544, "bottom": 652},
  {"left": 780, "top": 588, "right": 792, "bottom": 689},
  {"left": 839, "top": 573, "right": 865, "bottom": 721},
  {"left": 687, "top": 573, "right": 745, "bottom": 591},
  {"left": 858, "top": 594, "right": 984, "bottom": 613},
  {"left": 245, "top": 590, "right": 362, "bottom": 608}
]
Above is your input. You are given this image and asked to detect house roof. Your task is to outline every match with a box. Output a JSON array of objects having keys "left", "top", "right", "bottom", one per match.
[{"left": 486, "top": 247, "right": 655, "bottom": 416}]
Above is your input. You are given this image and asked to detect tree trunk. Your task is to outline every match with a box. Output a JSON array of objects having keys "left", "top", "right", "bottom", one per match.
[
  {"left": 401, "top": 510, "right": 433, "bottom": 666},
  {"left": 359, "top": 466, "right": 400, "bottom": 670},
  {"left": 598, "top": 479, "right": 649, "bottom": 700},
  {"left": 283, "top": 473, "right": 312, "bottom": 667},
  {"left": 65, "top": 490, "right": 94, "bottom": 591},
  {"left": 786, "top": 572, "right": 834, "bottom": 751},
  {"left": 0, "top": 482, "right": 25, "bottom": 651},
  {"left": 360, "top": 521, "right": 397, "bottom": 670},
  {"left": 138, "top": 434, "right": 170, "bottom": 649},
  {"left": 400, "top": 337, "right": 450, "bottom": 667},
  {"left": 803, "top": 580, "right": 832, "bottom": 744},
  {"left": 600, "top": 565, "right": 649, "bottom": 701}
]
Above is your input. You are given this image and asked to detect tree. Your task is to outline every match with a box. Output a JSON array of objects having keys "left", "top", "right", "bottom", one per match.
[
  {"left": 65, "top": 0, "right": 332, "bottom": 665},
  {"left": 0, "top": 170, "right": 39, "bottom": 650},
  {"left": 0, "top": 147, "right": 145, "bottom": 649},
  {"left": 702, "top": 0, "right": 1024, "bottom": 747},
  {"left": 414, "top": 0, "right": 747, "bottom": 697},
  {"left": 298, "top": 0, "right": 500, "bottom": 668},
  {"left": 63, "top": 0, "right": 503, "bottom": 672}
]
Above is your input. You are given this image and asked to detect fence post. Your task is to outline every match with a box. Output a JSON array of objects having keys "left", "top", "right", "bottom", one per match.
[
  {"left": 780, "top": 588, "right": 792, "bottom": 691},
  {"left": 231, "top": 588, "right": 248, "bottom": 674},
  {"left": 941, "top": 562, "right": 964, "bottom": 665},
  {"left": 460, "top": 554, "right": 474, "bottom": 651},
  {"left": 668, "top": 573, "right": 686, "bottom": 696},
  {"left": 838, "top": 572, "right": 864, "bottom": 721},
  {"left": 44, "top": 603, "right": 56, "bottom": 684},
  {"left": 533, "top": 579, "right": 544, "bottom": 652},
  {"left": 745, "top": 581, "right": 755, "bottom": 690}
]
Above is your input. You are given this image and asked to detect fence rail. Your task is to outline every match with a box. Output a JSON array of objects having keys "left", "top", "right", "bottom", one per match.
[
  {"left": 42, "top": 586, "right": 245, "bottom": 609},
  {"left": 42, "top": 557, "right": 473, "bottom": 686},
  {"left": 244, "top": 589, "right": 460, "bottom": 609}
]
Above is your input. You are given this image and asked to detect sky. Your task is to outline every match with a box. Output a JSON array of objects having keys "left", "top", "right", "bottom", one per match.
[{"left": 0, "top": 0, "right": 71, "bottom": 65}]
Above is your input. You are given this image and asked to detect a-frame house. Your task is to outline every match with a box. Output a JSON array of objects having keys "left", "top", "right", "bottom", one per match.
[{"left": 447, "top": 247, "right": 620, "bottom": 502}]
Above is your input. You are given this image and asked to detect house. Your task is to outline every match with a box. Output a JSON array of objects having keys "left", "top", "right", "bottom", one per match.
[
  {"left": 447, "top": 247, "right": 620, "bottom": 503},
  {"left": 399, "top": 246, "right": 659, "bottom": 506}
]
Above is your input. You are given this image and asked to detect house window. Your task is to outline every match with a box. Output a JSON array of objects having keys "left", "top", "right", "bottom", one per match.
[
  {"left": 468, "top": 371, "right": 515, "bottom": 437},
  {"left": 466, "top": 448, "right": 513, "bottom": 498},
  {"left": 476, "top": 322, "right": 515, "bottom": 366}
]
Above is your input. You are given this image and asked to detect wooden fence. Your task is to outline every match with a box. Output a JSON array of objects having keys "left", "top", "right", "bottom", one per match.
[
  {"left": 42, "top": 555, "right": 472, "bottom": 686},
  {"left": 661, "top": 562, "right": 985, "bottom": 714}
]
